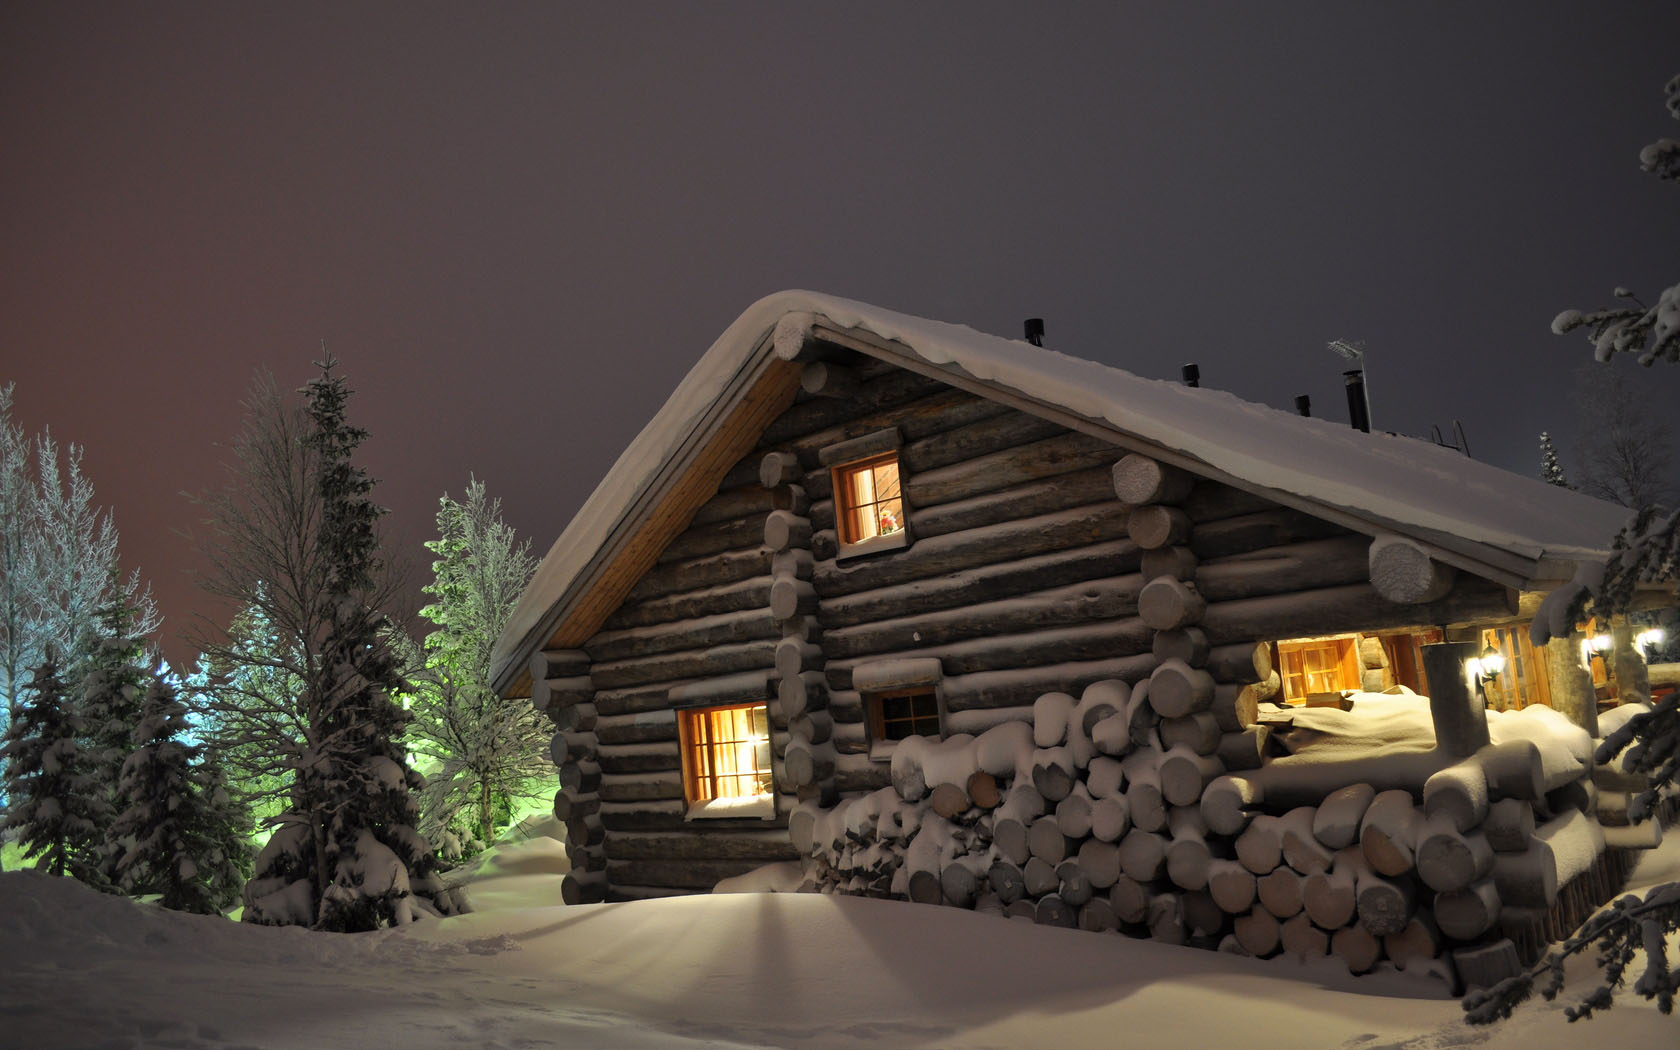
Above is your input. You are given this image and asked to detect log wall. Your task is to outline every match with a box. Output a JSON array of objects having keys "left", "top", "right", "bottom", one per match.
[{"left": 534, "top": 345, "right": 1651, "bottom": 976}]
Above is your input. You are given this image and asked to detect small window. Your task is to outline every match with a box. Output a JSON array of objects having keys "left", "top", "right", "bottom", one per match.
[
  {"left": 868, "top": 687, "right": 942, "bottom": 742},
  {"left": 833, "top": 453, "right": 907, "bottom": 555},
  {"left": 678, "top": 703, "right": 775, "bottom": 819}
]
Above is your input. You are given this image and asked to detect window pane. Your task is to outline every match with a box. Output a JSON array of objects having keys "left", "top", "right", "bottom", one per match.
[{"left": 682, "top": 703, "right": 772, "bottom": 802}]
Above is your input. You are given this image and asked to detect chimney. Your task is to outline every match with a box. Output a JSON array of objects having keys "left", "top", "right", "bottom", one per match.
[
  {"left": 1181, "top": 364, "right": 1200, "bottom": 387},
  {"left": 1024, "top": 318, "right": 1044, "bottom": 347},
  {"left": 1294, "top": 395, "right": 1311, "bottom": 417},
  {"left": 1343, "top": 370, "right": 1370, "bottom": 432}
]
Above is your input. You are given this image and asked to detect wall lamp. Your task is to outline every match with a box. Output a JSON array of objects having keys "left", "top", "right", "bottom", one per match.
[
  {"left": 1468, "top": 644, "right": 1504, "bottom": 699},
  {"left": 1636, "top": 627, "right": 1666, "bottom": 657}
]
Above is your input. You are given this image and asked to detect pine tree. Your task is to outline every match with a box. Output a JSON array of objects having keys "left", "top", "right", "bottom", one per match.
[
  {"left": 75, "top": 594, "right": 154, "bottom": 884},
  {"left": 1540, "top": 431, "right": 1570, "bottom": 487},
  {"left": 409, "top": 478, "right": 543, "bottom": 851},
  {"left": 235, "top": 356, "right": 445, "bottom": 930},
  {"left": 110, "top": 674, "right": 251, "bottom": 914},
  {"left": 0, "top": 651, "right": 109, "bottom": 881}
]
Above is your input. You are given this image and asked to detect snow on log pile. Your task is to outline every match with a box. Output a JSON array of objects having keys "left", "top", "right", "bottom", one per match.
[{"left": 794, "top": 687, "right": 1660, "bottom": 989}]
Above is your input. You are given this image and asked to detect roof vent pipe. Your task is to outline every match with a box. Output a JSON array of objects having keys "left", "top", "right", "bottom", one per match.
[
  {"left": 1024, "top": 318, "right": 1044, "bottom": 347},
  {"left": 1181, "top": 364, "right": 1200, "bottom": 387},
  {"left": 1295, "top": 395, "right": 1311, "bottom": 417},
  {"left": 1343, "top": 370, "right": 1371, "bottom": 432}
]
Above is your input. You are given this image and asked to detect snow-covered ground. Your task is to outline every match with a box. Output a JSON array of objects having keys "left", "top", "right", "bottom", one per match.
[{"left": 4, "top": 820, "right": 1677, "bottom": 1050}]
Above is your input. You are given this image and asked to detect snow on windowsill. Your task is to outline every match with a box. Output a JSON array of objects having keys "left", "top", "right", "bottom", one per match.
[
  {"left": 836, "top": 530, "right": 908, "bottom": 560},
  {"left": 685, "top": 795, "right": 776, "bottom": 821}
]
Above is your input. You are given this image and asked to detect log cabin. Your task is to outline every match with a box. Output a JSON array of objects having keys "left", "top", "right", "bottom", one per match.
[{"left": 490, "top": 291, "right": 1669, "bottom": 987}]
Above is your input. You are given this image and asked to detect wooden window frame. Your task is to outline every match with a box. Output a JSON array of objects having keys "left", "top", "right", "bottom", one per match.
[
  {"left": 866, "top": 686, "right": 943, "bottom": 745},
  {"left": 1276, "top": 635, "right": 1363, "bottom": 703},
  {"left": 831, "top": 451, "right": 909, "bottom": 559},
  {"left": 676, "top": 702, "right": 776, "bottom": 820}
]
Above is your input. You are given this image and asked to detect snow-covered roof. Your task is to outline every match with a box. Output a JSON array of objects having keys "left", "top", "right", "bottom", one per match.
[{"left": 492, "top": 291, "right": 1630, "bottom": 695}]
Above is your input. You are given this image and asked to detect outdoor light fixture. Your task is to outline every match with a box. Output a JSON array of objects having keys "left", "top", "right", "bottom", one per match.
[
  {"left": 1479, "top": 644, "right": 1504, "bottom": 680},
  {"left": 1636, "top": 627, "right": 1665, "bottom": 655}
]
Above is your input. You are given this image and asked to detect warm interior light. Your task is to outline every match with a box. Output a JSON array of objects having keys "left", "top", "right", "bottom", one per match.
[
  {"left": 1636, "top": 627, "right": 1665, "bottom": 653},
  {"left": 1590, "top": 634, "right": 1613, "bottom": 654}
]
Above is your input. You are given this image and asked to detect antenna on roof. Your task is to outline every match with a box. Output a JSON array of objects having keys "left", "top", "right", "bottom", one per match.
[
  {"left": 1429, "top": 421, "right": 1473, "bottom": 458},
  {"left": 1024, "top": 318, "right": 1044, "bottom": 347}
]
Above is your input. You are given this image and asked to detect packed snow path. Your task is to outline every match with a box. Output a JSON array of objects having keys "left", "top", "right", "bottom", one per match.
[{"left": 3, "top": 830, "right": 1677, "bottom": 1050}]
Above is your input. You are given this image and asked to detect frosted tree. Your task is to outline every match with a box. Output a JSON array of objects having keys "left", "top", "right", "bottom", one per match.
[
  {"left": 1475, "top": 73, "right": 1680, "bottom": 1026},
  {"left": 194, "top": 361, "right": 449, "bottom": 929},
  {"left": 29, "top": 429, "right": 158, "bottom": 672},
  {"left": 408, "top": 479, "right": 543, "bottom": 852},
  {"left": 192, "top": 597, "right": 308, "bottom": 821},
  {"left": 0, "top": 651, "right": 109, "bottom": 881},
  {"left": 1540, "top": 432, "right": 1569, "bottom": 487},
  {"left": 1, "top": 385, "right": 37, "bottom": 720},
  {"left": 110, "top": 673, "right": 251, "bottom": 914}
]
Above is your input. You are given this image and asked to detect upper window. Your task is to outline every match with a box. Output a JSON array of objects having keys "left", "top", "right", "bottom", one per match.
[
  {"left": 834, "top": 452, "right": 907, "bottom": 555},
  {"left": 677, "top": 702, "right": 775, "bottom": 819}
]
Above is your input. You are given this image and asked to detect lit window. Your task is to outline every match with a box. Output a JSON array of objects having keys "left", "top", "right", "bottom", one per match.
[
  {"left": 867, "top": 688, "right": 942, "bottom": 743},
  {"left": 1276, "top": 637, "right": 1361, "bottom": 702},
  {"left": 834, "top": 453, "right": 906, "bottom": 550},
  {"left": 678, "top": 703, "right": 774, "bottom": 818}
]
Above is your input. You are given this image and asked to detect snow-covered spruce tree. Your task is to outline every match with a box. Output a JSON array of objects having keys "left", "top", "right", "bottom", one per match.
[
  {"left": 1, "top": 384, "right": 38, "bottom": 722},
  {"left": 408, "top": 478, "right": 543, "bottom": 852},
  {"left": 1540, "top": 431, "right": 1570, "bottom": 487},
  {"left": 0, "top": 651, "right": 109, "bottom": 881},
  {"left": 1469, "top": 73, "right": 1680, "bottom": 1026},
  {"left": 75, "top": 594, "right": 155, "bottom": 886},
  {"left": 110, "top": 673, "right": 251, "bottom": 914},
  {"left": 198, "top": 359, "right": 448, "bottom": 930}
]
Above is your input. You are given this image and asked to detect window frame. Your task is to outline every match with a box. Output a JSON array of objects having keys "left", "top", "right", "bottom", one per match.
[
  {"left": 831, "top": 451, "right": 909, "bottom": 558},
  {"left": 1275, "top": 635, "right": 1363, "bottom": 703},
  {"left": 866, "top": 686, "right": 944, "bottom": 745},
  {"left": 675, "top": 701, "right": 777, "bottom": 821}
]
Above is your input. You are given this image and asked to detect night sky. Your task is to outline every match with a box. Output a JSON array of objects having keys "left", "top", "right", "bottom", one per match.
[{"left": 3, "top": 3, "right": 1678, "bottom": 667}]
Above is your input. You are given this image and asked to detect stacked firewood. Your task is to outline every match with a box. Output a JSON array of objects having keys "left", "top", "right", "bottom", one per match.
[{"left": 792, "top": 670, "right": 1662, "bottom": 986}]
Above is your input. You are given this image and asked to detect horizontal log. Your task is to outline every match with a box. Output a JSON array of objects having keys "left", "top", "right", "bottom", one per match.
[
  {"left": 595, "top": 711, "right": 678, "bottom": 746},
  {"left": 1140, "top": 545, "right": 1199, "bottom": 582},
  {"left": 756, "top": 369, "right": 952, "bottom": 450},
  {"left": 1189, "top": 509, "right": 1352, "bottom": 560},
  {"left": 532, "top": 674, "right": 594, "bottom": 714},
  {"left": 594, "top": 683, "right": 686, "bottom": 718},
  {"left": 530, "top": 649, "right": 590, "bottom": 682},
  {"left": 899, "top": 407, "right": 1068, "bottom": 475},
  {"left": 624, "top": 548, "right": 772, "bottom": 606},
  {"left": 603, "top": 576, "right": 773, "bottom": 632},
  {"left": 605, "top": 858, "right": 777, "bottom": 891},
  {"left": 586, "top": 606, "right": 780, "bottom": 663},
  {"left": 597, "top": 799, "right": 689, "bottom": 831},
  {"left": 591, "top": 637, "right": 778, "bottom": 690},
  {"left": 656, "top": 513, "right": 771, "bottom": 566},
  {"left": 904, "top": 432, "right": 1120, "bottom": 509},
  {"left": 822, "top": 574, "right": 1145, "bottom": 660},
  {"left": 818, "top": 538, "right": 1142, "bottom": 628},
  {"left": 1193, "top": 536, "right": 1372, "bottom": 603},
  {"left": 1138, "top": 577, "right": 1206, "bottom": 630},
  {"left": 1182, "top": 481, "right": 1278, "bottom": 524},
  {"left": 1205, "top": 642, "right": 1272, "bottom": 683},
  {"left": 1152, "top": 627, "right": 1210, "bottom": 667},
  {"left": 911, "top": 466, "right": 1117, "bottom": 541},
  {"left": 1198, "top": 577, "right": 1518, "bottom": 647},
  {"left": 828, "top": 618, "right": 1153, "bottom": 686},
  {"left": 759, "top": 450, "right": 802, "bottom": 487},
  {"left": 553, "top": 702, "right": 598, "bottom": 733},
  {"left": 1368, "top": 534, "right": 1456, "bottom": 604},
  {"left": 1128, "top": 505, "right": 1192, "bottom": 550},
  {"left": 596, "top": 742, "right": 680, "bottom": 775},
  {"left": 603, "top": 830, "right": 797, "bottom": 862},
  {"left": 689, "top": 484, "right": 781, "bottom": 528},
  {"left": 598, "top": 771, "right": 684, "bottom": 803},
  {"left": 939, "top": 653, "right": 1159, "bottom": 713},
  {"left": 813, "top": 501, "right": 1132, "bottom": 598}
]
